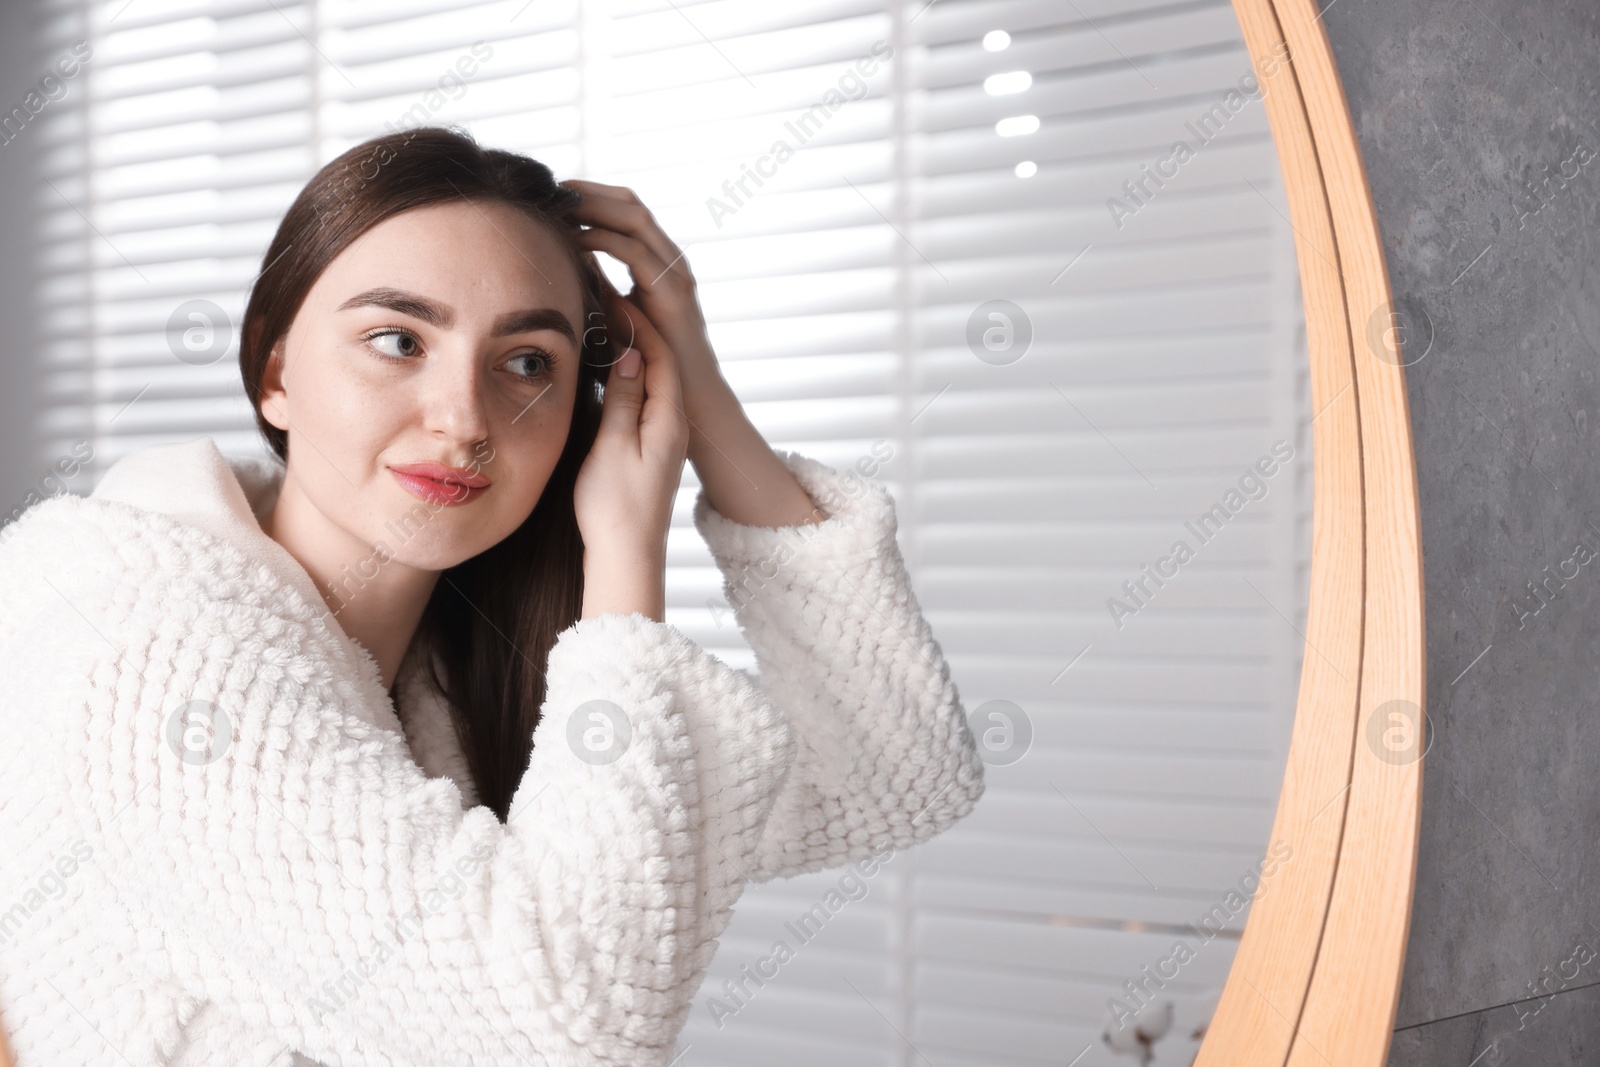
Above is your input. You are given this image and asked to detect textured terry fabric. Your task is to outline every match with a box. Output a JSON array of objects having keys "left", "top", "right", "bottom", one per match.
[{"left": 0, "top": 436, "right": 985, "bottom": 1066}]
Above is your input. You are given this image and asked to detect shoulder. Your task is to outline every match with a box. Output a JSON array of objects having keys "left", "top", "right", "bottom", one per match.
[
  {"left": 3, "top": 490, "right": 199, "bottom": 572},
  {"left": 1, "top": 491, "right": 410, "bottom": 767},
  {"left": 0, "top": 491, "right": 325, "bottom": 646}
]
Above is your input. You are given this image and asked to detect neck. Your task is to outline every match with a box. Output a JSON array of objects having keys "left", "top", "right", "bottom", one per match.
[{"left": 261, "top": 473, "right": 440, "bottom": 693}]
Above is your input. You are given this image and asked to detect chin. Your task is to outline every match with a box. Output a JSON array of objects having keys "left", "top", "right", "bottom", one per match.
[
  {"left": 387, "top": 539, "right": 496, "bottom": 573},
  {"left": 354, "top": 516, "right": 492, "bottom": 570}
]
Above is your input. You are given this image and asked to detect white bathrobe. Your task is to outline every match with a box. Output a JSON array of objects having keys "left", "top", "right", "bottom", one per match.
[{"left": 0, "top": 436, "right": 983, "bottom": 1067}]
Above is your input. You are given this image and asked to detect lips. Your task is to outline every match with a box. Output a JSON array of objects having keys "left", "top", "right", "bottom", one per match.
[{"left": 388, "top": 462, "right": 491, "bottom": 507}]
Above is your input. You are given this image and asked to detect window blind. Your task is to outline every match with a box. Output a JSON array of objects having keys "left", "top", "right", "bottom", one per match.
[
  {"left": 26, "top": 0, "right": 1310, "bottom": 1064},
  {"left": 894, "top": 4, "right": 1309, "bottom": 1063}
]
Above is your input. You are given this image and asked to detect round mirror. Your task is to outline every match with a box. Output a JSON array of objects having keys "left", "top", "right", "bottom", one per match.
[{"left": 0, "top": 0, "right": 1421, "bottom": 1064}]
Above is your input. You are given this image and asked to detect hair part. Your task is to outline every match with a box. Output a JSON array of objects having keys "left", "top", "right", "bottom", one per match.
[{"left": 239, "top": 125, "right": 616, "bottom": 821}]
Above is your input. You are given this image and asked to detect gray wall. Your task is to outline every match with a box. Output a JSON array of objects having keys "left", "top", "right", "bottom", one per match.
[
  {"left": 1319, "top": 0, "right": 1600, "bottom": 1062},
  {"left": 0, "top": 0, "right": 46, "bottom": 519}
]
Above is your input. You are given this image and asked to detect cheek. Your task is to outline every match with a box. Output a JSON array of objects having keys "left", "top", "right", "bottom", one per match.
[
  {"left": 285, "top": 345, "right": 409, "bottom": 510},
  {"left": 297, "top": 347, "right": 408, "bottom": 432},
  {"left": 494, "top": 400, "right": 573, "bottom": 495}
]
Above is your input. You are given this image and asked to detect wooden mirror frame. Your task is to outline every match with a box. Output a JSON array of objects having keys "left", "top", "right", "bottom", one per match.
[
  {"left": 0, "top": 3, "right": 1422, "bottom": 1065},
  {"left": 1196, "top": 0, "right": 1425, "bottom": 1064}
]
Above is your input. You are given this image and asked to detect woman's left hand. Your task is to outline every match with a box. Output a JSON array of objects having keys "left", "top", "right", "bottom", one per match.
[
  {"left": 561, "top": 178, "right": 827, "bottom": 531},
  {"left": 561, "top": 178, "right": 729, "bottom": 420}
]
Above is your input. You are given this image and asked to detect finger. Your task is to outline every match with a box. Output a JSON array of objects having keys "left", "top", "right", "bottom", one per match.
[
  {"left": 607, "top": 291, "right": 680, "bottom": 401},
  {"left": 594, "top": 336, "right": 645, "bottom": 450},
  {"left": 562, "top": 182, "right": 687, "bottom": 281},
  {"left": 560, "top": 177, "right": 642, "bottom": 205},
  {"left": 606, "top": 291, "right": 686, "bottom": 427},
  {"left": 578, "top": 226, "right": 689, "bottom": 297}
]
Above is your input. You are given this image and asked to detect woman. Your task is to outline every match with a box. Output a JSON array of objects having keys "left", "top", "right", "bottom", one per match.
[{"left": 0, "top": 126, "right": 983, "bottom": 1066}]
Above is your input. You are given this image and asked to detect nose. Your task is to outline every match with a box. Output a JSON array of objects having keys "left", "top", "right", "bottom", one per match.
[{"left": 421, "top": 345, "right": 491, "bottom": 451}]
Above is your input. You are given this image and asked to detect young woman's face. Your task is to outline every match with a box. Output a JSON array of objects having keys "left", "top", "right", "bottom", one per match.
[{"left": 259, "top": 198, "right": 588, "bottom": 571}]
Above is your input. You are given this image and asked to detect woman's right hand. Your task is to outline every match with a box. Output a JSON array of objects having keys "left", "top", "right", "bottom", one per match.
[{"left": 574, "top": 289, "right": 690, "bottom": 623}]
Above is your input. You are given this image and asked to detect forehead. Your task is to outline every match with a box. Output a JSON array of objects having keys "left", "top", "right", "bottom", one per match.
[{"left": 312, "top": 199, "right": 586, "bottom": 327}]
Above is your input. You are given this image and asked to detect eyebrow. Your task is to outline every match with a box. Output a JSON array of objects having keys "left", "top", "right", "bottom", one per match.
[{"left": 335, "top": 286, "right": 578, "bottom": 345}]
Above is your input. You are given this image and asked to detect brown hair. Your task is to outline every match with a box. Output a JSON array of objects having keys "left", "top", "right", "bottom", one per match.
[{"left": 239, "top": 125, "right": 615, "bottom": 821}]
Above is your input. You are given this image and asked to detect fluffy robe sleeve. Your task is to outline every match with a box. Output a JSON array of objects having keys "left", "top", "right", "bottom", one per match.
[
  {"left": 691, "top": 448, "right": 986, "bottom": 882},
  {"left": 0, "top": 450, "right": 982, "bottom": 1067}
]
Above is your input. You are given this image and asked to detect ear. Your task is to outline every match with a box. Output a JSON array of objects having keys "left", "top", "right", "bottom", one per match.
[{"left": 258, "top": 338, "right": 290, "bottom": 433}]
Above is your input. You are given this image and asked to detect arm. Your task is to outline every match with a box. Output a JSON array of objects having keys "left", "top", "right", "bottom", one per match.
[
  {"left": 682, "top": 376, "right": 827, "bottom": 531},
  {"left": 692, "top": 447, "right": 987, "bottom": 883},
  {"left": 557, "top": 186, "right": 982, "bottom": 878},
  {"left": 49, "top": 503, "right": 796, "bottom": 1066}
]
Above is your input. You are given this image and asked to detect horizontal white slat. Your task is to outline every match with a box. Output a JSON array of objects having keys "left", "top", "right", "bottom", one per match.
[
  {"left": 93, "top": 25, "right": 311, "bottom": 102},
  {"left": 918, "top": 833, "right": 1274, "bottom": 897},
  {"left": 685, "top": 225, "right": 1282, "bottom": 322},
  {"left": 909, "top": 573, "right": 1297, "bottom": 618},
  {"left": 945, "top": 748, "right": 1278, "bottom": 803},
  {"left": 917, "top": 47, "right": 1260, "bottom": 139},
  {"left": 89, "top": 0, "right": 298, "bottom": 37},
  {"left": 918, "top": 0, "right": 1207, "bottom": 46},
  {"left": 914, "top": 329, "right": 1279, "bottom": 386},
  {"left": 322, "top": 72, "right": 581, "bottom": 138},
  {"left": 91, "top": 110, "right": 315, "bottom": 176},
  {"left": 322, "top": 7, "right": 574, "bottom": 68},
  {"left": 917, "top": 958, "right": 1221, "bottom": 1029},
  {"left": 611, "top": 58, "right": 895, "bottom": 134},
  {"left": 937, "top": 663, "right": 1290, "bottom": 716},
  {"left": 93, "top": 75, "right": 311, "bottom": 139},
  {"left": 939, "top": 786, "right": 1277, "bottom": 851},
  {"left": 915, "top": 424, "right": 1295, "bottom": 474},
  {"left": 680, "top": 1003, "right": 894, "bottom": 1067},
  {"left": 915, "top": 1003, "right": 1185, "bottom": 1067},
  {"left": 915, "top": 518, "right": 1284, "bottom": 565},
  {"left": 88, "top": 146, "right": 312, "bottom": 200},
  {"left": 321, "top": 0, "right": 559, "bottom": 32},
  {"left": 608, "top": 11, "right": 890, "bottom": 88},
  {"left": 915, "top": 871, "right": 1263, "bottom": 932},
  {"left": 917, "top": 913, "right": 1240, "bottom": 985},
  {"left": 920, "top": 4, "right": 1243, "bottom": 90}
]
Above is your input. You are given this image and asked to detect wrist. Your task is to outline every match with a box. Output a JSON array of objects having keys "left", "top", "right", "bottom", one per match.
[
  {"left": 683, "top": 373, "right": 738, "bottom": 439},
  {"left": 581, "top": 541, "right": 667, "bottom": 623},
  {"left": 685, "top": 384, "right": 756, "bottom": 480}
]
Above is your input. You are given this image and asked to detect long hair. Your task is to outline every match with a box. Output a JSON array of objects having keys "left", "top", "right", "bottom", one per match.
[{"left": 238, "top": 125, "right": 614, "bottom": 822}]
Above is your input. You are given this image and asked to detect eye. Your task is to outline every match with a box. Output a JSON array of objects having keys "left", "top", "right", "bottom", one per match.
[
  {"left": 506, "top": 349, "right": 556, "bottom": 381},
  {"left": 363, "top": 328, "right": 420, "bottom": 361}
]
